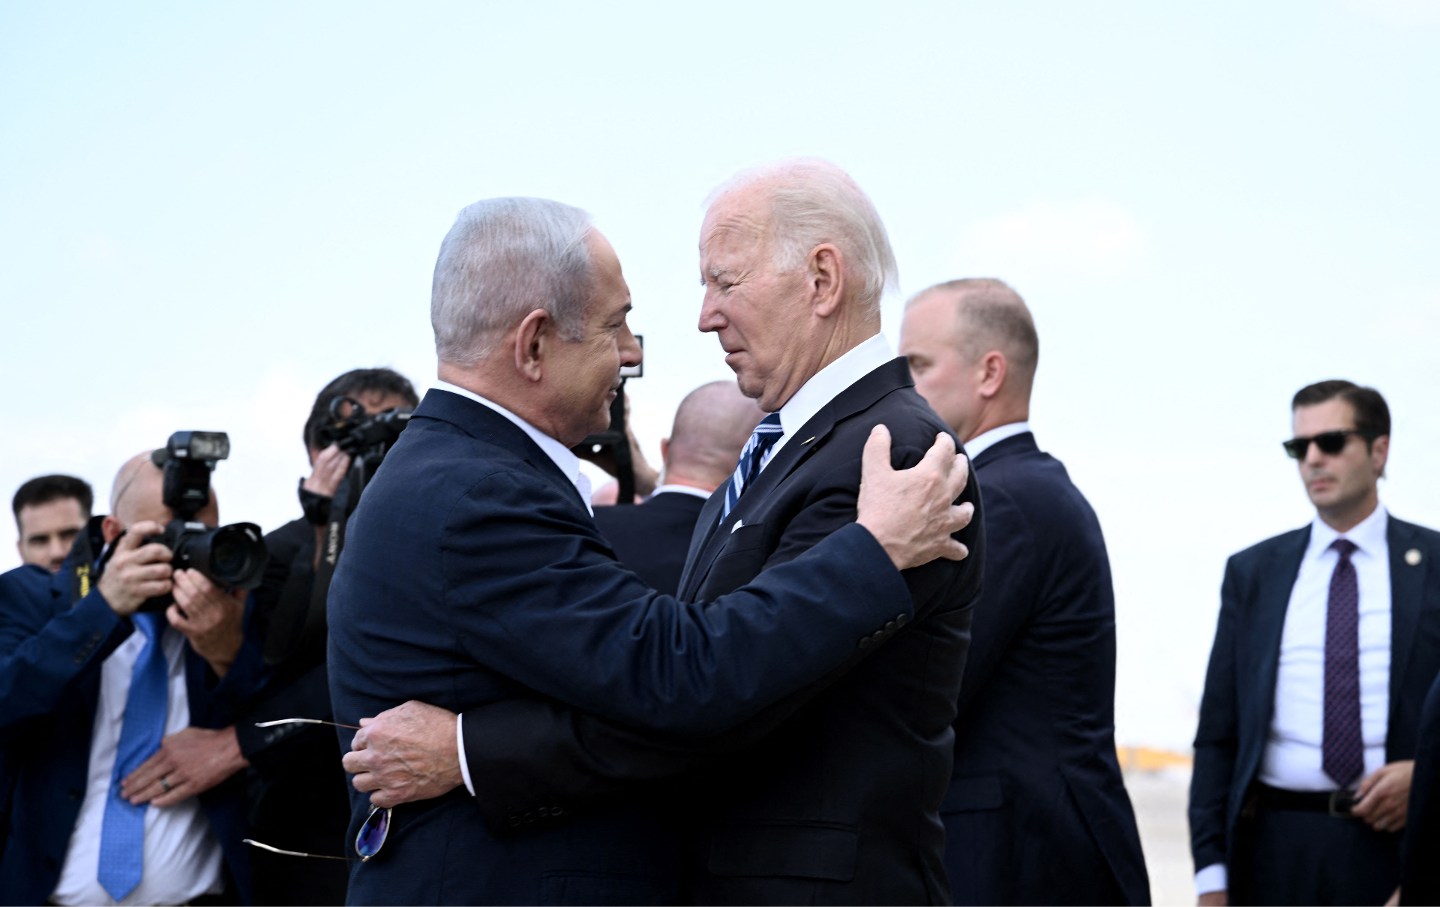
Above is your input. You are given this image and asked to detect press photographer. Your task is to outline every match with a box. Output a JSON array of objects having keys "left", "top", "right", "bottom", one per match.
[
  {"left": 240, "top": 367, "right": 418, "bottom": 906},
  {"left": 0, "top": 441, "right": 268, "bottom": 906}
]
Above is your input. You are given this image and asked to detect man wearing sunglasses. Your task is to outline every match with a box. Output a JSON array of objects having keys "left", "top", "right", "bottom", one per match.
[{"left": 1190, "top": 380, "right": 1440, "bottom": 905}]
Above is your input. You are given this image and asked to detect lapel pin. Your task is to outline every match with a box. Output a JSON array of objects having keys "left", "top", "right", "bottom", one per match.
[
  {"left": 1406, "top": 548, "right": 1423, "bottom": 566},
  {"left": 801, "top": 436, "right": 816, "bottom": 445}
]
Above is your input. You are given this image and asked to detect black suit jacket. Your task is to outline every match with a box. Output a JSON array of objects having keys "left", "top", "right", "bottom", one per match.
[
  {"left": 459, "top": 358, "right": 984, "bottom": 904},
  {"left": 326, "top": 387, "right": 927, "bottom": 905},
  {"left": 941, "top": 432, "right": 1150, "bottom": 905},
  {"left": 1189, "top": 515, "right": 1440, "bottom": 877},
  {"left": 593, "top": 491, "right": 708, "bottom": 595},
  {"left": 1401, "top": 668, "right": 1440, "bottom": 904}
]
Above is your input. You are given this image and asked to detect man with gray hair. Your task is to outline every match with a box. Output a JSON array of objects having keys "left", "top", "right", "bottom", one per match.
[{"left": 327, "top": 192, "right": 976, "bottom": 904}]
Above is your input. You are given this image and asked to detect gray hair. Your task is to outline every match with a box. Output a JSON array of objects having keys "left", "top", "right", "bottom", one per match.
[
  {"left": 710, "top": 158, "right": 899, "bottom": 315},
  {"left": 431, "top": 197, "right": 595, "bottom": 364}
]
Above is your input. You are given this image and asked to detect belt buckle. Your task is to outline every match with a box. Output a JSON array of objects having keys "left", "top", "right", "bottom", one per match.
[{"left": 1329, "top": 790, "right": 1356, "bottom": 818}]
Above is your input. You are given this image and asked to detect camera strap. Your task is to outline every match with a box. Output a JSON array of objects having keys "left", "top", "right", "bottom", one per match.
[
  {"left": 304, "top": 466, "right": 363, "bottom": 648},
  {"left": 69, "top": 516, "right": 109, "bottom": 605}
]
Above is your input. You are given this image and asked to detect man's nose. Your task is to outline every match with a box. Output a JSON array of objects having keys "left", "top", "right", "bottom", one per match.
[
  {"left": 620, "top": 326, "right": 642, "bottom": 367},
  {"left": 698, "top": 293, "right": 724, "bottom": 333}
]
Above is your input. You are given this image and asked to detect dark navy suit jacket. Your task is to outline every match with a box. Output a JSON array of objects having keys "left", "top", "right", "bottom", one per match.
[
  {"left": 592, "top": 490, "right": 707, "bottom": 595},
  {"left": 0, "top": 561, "right": 265, "bottom": 906},
  {"left": 1189, "top": 515, "right": 1440, "bottom": 879},
  {"left": 325, "top": 388, "right": 922, "bottom": 905},
  {"left": 456, "top": 358, "right": 984, "bottom": 904},
  {"left": 1400, "top": 668, "right": 1440, "bottom": 904},
  {"left": 942, "top": 431, "right": 1150, "bottom": 905}
]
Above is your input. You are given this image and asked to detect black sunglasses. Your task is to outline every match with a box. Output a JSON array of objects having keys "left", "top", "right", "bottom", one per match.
[
  {"left": 242, "top": 719, "right": 390, "bottom": 863},
  {"left": 1282, "top": 429, "right": 1373, "bottom": 460}
]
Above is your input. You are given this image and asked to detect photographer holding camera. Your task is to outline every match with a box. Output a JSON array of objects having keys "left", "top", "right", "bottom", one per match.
[
  {"left": 0, "top": 444, "right": 267, "bottom": 906},
  {"left": 238, "top": 367, "right": 416, "bottom": 906}
]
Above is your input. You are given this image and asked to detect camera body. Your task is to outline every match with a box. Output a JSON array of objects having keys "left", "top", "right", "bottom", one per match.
[
  {"left": 138, "top": 430, "right": 268, "bottom": 611},
  {"left": 314, "top": 397, "right": 413, "bottom": 472}
]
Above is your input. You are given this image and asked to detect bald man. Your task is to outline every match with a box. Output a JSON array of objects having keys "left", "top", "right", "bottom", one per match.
[
  {"left": 900, "top": 278, "right": 1150, "bottom": 905},
  {"left": 593, "top": 381, "right": 766, "bottom": 593},
  {"left": 0, "top": 452, "right": 265, "bottom": 906}
]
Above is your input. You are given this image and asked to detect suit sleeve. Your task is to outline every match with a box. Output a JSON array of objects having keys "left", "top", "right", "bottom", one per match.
[
  {"left": 458, "top": 439, "right": 980, "bottom": 833},
  {"left": 0, "top": 570, "right": 131, "bottom": 735},
  {"left": 1189, "top": 556, "right": 1243, "bottom": 873}
]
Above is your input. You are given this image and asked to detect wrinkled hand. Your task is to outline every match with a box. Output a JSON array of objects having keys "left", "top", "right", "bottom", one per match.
[
  {"left": 303, "top": 443, "right": 353, "bottom": 499},
  {"left": 1197, "top": 891, "right": 1227, "bottom": 906},
  {"left": 98, "top": 521, "right": 173, "bottom": 616},
  {"left": 121, "top": 725, "right": 247, "bottom": 807},
  {"left": 170, "top": 569, "right": 246, "bottom": 677},
  {"left": 344, "top": 700, "right": 463, "bottom": 809},
  {"left": 856, "top": 427, "right": 973, "bottom": 570},
  {"left": 1353, "top": 759, "right": 1414, "bottom": 832}
]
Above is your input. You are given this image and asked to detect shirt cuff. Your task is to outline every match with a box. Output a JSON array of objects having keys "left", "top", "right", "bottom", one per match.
[
  {"left": 456, "top": 711, "right": 476, "bottom": 796},
  {"left": 1196, "top": 862, "right": 1227, "bottom": 897}
]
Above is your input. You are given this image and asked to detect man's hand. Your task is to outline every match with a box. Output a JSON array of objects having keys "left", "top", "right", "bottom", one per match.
[
  {"left": 121, "top": 725, "right": 248, "bottom": 807},
  {"left": 170, "top": 569, "right": 246, "bottom": 677},
  {"left": 97, "top": 520, "right": 174, "bottom": 616},
  {"left": 303, "top": 443, "right": 353, "bottom": 499},
  {"left": 856, "top": 427, "right": 973, "bottom": 570},
  {"left": 1198, "top": 891, "right": 1228, "bottom": 906},
  {"left": 344, "top": 700, "right": 463, "bottom": 809},
  {"left": 1353, "top": 759, "right": 1414, "bottom": 832}
]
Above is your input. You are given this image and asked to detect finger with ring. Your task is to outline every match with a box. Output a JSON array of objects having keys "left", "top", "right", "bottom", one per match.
[{"left": 159, "top": 775, "right": 173, "bottom": 793}]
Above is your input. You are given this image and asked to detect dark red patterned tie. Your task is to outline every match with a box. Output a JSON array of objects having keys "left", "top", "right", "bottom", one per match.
[{"left": 1322, "top": 538, "right": 1364, "bottom": 789}]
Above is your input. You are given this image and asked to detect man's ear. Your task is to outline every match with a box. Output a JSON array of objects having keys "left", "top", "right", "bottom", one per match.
[
  {"left": 514, "top": 308, "right": 552, "bottom": 382},
  {"left": 807, "top": 244, "right": 845, "bottom": 317},
  {"left": 101, "top": 515, "right": 125, "bottom": 545},
  {"left": 976, "top": 350, "right": 1008, "bottom": 399}
]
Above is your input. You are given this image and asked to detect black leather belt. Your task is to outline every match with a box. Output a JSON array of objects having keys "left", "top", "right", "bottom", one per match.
[{"left": 1253, "top": 782, "right": 1357, "bottom": 818}]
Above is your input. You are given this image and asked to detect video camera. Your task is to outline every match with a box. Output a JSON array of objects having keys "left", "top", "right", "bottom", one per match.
[{"left": 138, "top": 431, "right": 269, "bottom": 612}]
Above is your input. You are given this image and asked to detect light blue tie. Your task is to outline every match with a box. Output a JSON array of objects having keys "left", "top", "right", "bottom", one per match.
[
  {"left": 719, "top": 413, "right": 783, "bottom": 524},
  {"left": 97, "top": 612, "right": 169, "bottom": 901}
]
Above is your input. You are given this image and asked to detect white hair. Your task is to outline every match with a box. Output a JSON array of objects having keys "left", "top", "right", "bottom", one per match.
[
  {"left": 430, "top": 197, "right": 595, "bottom": 364},
  {"left": 709, "top": 158, "right": 899, "bottom": 315}
]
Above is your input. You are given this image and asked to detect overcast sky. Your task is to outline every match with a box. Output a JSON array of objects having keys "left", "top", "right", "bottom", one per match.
[{"left": 2, "top": 0, "right": 1436, "bottom": 750}]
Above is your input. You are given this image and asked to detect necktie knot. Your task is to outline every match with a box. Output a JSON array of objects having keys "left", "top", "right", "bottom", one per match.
[
  {"left": 1331, "top": 538, "right": 1358, "bottom": 560},
  {"left": 719, "top": 413, "right": 783, "bottom": 524}
]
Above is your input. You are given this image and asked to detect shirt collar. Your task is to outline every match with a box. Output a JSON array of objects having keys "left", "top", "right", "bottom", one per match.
[
  {"left": 772, "top": 334, "right": 893, "bottom": 455},
  {"left": 963, "top": 421, "right": 1031, "bottom": 460},
  {"left": 1307, "top": 502, "right": 1388, "bottom": 560},
  {"left": 432, "top": 381, "right": 592, "bottom": 515},
  {"left": 649, "top": 483, "right": 712, "bottom": 501}
]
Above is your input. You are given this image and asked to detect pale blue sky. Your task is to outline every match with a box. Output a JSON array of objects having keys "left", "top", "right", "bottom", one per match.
[{"left": 2, "top": 0, "right": 1436, "bottom": 748}]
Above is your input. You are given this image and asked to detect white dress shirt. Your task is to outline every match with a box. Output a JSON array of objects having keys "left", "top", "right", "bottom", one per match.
[
  {"left": 1262, "top": 504, "right": 1392, "bottom": 789},
  {"left": 766, "top": 333, "right": 894, "bottom": 468},
  {"left": 963, "top": 421, "right": 1031, "bottom": 461},
  {"left": 52, "top": 625, "right": 223, "bottom": 906}
]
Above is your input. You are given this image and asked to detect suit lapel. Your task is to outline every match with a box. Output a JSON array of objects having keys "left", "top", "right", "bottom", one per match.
[
  {"left": 1388, "top": 516, "right": 1427, "bottom": 732},
  {"left": 678, "top": 358, "right": 911, "bottom": 600}
]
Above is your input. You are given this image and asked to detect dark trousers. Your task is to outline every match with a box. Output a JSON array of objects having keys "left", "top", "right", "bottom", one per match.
[{"left": 1232, "top": 800, "right": 1400, "bottom": 905}]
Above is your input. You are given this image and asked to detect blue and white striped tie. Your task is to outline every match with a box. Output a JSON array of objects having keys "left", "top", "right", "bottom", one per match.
[{"left": 719, "top": 413, "right": 783, "bottom": 524}]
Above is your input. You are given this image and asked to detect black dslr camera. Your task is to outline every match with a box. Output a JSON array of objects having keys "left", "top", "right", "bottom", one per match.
[
  {"left": 139, "top": 431, "right": 269, "bottom": 612},
  {"left": 314, "top": 397, "right": 413, "bottom": 474}
]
